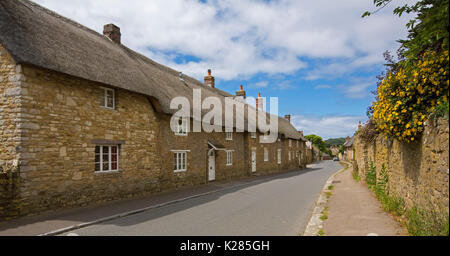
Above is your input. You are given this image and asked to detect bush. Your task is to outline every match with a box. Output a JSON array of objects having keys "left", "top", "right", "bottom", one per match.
[
  {"left": 372, "top": 49, "right": 449, "bottom": 142},
  {"left": 365, "top": 161, "right": 377, "bottom": 188}
]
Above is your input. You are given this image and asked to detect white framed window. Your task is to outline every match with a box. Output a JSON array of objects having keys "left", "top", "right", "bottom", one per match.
[
  {"left": 175, "top": 117, "right": 188, "bottom": 136},
  {"left": 173, "top": 151, "right": 187, "bottom": 172},
  {"left": 226, "top": 151, "right": 233, "bottom": 165},
  {"left": 264, "top": 148, "right": 269, "bottom": 162},
  {"left": 297, "top": 140, "right": 299, "bottom": 147},
  {"left": 288, "top": 151, "right": 291, "bottom": 161},
  {"left": 95, "top": 145, "right": 119, "bottom": 172},
  {"left": 251, "top": 132, "right": 257, "bottom": 139},
  {"left": 100, "top": 87, "right": 115, "bottom": 109},
  {"left": 277, "top": 149, "right": 282, "bottom": 164},
  {"left": 226, "top": 132, "right": 233, "bottom": 141},
  {"left": 289, "top": 139, "right": 292, "bottom": 147}
]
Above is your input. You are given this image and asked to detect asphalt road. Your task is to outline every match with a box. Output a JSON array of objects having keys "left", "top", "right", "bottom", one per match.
[{"left": 62, "top": 161, "right": 341, "bottom": 236}]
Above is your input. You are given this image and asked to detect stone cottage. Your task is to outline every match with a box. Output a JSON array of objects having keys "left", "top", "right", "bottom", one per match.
[
  {"left": 343, "top": 136, "right": 355, "bottom": 161},
  {"left": 0, "top": 0, "right": 309, "bottom": 220}
]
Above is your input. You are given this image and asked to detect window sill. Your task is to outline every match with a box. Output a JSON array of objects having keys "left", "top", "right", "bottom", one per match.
[
  {"left": 174, "top": 169, "right": 187, "bottom": 173},
  {"left": 100, "top": 106, "right": 116, "bottom": 111},
  {"left": 226, "top": 164, "right": 233, "bottom": 166},
  {"left": 95, "top": 170, "right": 120, "bottom": 174},
  {"left": 174, "top": 133, "right": 188, "bottom": 137}
]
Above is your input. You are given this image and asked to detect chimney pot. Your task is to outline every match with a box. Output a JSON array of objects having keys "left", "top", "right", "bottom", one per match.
[
  {"left": 103, "top": 24, "right": 121, "bottom": 44},
  {"left": 236, "top": 85, "right": 246, "bottom": 99}
]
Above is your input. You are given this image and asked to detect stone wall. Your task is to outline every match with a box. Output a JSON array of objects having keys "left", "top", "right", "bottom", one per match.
[
  {"left": 353, "top": 117, "right": 449, "bottom": 213},
  {"left": 0, "top": 45, "right": 22, "bottom": 219},
  {"left": 3, "top": 64, "right": 163, "bottom": 218}
]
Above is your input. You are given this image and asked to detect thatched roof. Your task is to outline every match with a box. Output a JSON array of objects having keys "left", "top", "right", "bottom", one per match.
[
  {"left": 0, "top": 0, "right": 305, "bottom": 141},
  {"left": 343, "top": 136, "right": 354, "bottom": 147}
]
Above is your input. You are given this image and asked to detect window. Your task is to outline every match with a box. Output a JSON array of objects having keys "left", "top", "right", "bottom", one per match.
[
  {"left": 289, "top": 140, "right": 292, "bottom": 147},
  {"left": 101, "top": 87, "right": 115, "bottom": 109},
  {"left": 95, "top": 145, "right": 119, "bottom": 172},
  {"left": 226, "top": 132, "right": 233, "bottom": 141},
  {"left": 173, "top": 151, "right": 187, "bottom": 172},
  {"left": 297, "top": 140, "right": 299, "bottom": 148},
  {"left": 277, "top": 149, "right": 281, "bottom": 164},
  {"left": 251, "top": 132, "right": 257, "bottom": 139},
  {"left": 288, "top": 151, "right": 292, "bottom": 161},
  {"left": 226, "top": 151, "right": 233, "bottom": 165},
  {"left": 175, "top": 117, "right": 188, "bottom": 136},
  {"left": 264, "top": 148, "right": 269, "bottom": 162}
]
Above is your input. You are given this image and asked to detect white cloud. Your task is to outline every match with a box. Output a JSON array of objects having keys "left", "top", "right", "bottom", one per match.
[
  {"left": 32, "top": 0, "right": 413, "bottom": 82},
  {"left": 291, "top": 114, "right": 365, "bottom": 139},
  {"left": 315, "top": 84, "right": 332, "bottom": 89}
]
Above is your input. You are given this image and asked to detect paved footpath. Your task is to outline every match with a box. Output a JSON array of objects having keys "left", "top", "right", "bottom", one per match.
[
  {"left": 0, "top": 161, "right": 340, "bottom": 236},
  {"left": 322, "top": 165, "right": 407, "bottom": 236}
]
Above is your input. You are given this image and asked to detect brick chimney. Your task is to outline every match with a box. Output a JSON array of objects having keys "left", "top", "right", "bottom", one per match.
[
  {"left": 256, "top": 92, "right": 263, "bottom": 111},
  {"left": 298, "top": 130, "right": 304, "bottom": 136},
  {"left": 204, "top": 69, "right": 215, "bottom": 88},
  {"left": 345, "top": 136, "right": 350, "bottom": 142},
  {"left": 285, "top": 115, "right": 291, "bottom": 123},
  {"left": 358, "top": 121, "right": 362, "bottom": 130},
  {"left": 236, "top": 85, "right": 246, "bottom": 99},
  {"left": 103, "top": 24, "right": 121, "bottom": 44}
]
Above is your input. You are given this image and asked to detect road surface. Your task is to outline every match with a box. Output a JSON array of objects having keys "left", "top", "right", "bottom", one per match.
[{"left": 62, "top": 161, "right": 341, "bottom": 236}]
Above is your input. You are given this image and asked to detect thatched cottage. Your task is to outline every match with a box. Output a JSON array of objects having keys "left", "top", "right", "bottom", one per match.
[{"left": 0, "top": 0, "right": 310, "bottom": 220}]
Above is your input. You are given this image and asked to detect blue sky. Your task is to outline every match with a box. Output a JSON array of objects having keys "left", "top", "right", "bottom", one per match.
[{"left": 34, "top": 0, "right": 414, "bottom": 139}]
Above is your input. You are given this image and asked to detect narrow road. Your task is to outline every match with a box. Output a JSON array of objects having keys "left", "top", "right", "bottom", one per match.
[{"left": 62, "top": 161, "right": 341, "bottom": 236}]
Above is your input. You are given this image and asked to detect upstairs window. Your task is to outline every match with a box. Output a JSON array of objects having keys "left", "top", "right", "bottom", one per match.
[
  {"left": 288, "top": 151, "right": 292, "bottom": 161},
  {"left": 101, "top": 87, "right": 115, "bottom": 109},
  {"left": 264, "top": 148, "right": 269, "bottom": 162},
  {"left": 289, "top": 140, "right": 292, "bottom": 147},
  {"left": 297, "top": 140, "right": 299, "bottom": 147},
  {"left": 95, "top": 145, "right": 119, "bottom": 172},
  {"left": 226, "top": 132, "right": 233, "bottom": 141},
  {"left": 175, "top": 117, "right": 188, "bottom": 136},
  {"left": 251, "top": 132, "right": 257, "bottom": 139},
  {"left": 226, "top": 151, "right": 233, "bottom": 166}
]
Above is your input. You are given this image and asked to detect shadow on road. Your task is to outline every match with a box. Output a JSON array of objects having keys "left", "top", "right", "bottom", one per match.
[{"left": 0, "top": 161, "right": 339, "bottom": 235}]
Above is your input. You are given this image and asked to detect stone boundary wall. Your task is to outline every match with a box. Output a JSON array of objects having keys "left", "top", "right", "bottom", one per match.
[{"left": 353, "top": 117, "right": 449, "bottom": 213}]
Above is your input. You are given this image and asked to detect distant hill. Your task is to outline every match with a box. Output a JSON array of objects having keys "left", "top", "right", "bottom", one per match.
[{"left": 325, "top": 138, "right": 346, "bottom": 147}]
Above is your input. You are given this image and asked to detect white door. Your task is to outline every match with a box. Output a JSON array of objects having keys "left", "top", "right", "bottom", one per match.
[
  {"left": 251, "top": 151, "right": 256, "bottom": 173},
  {"left": 208, "top": 153, "right": 215, "bottom": 181}
]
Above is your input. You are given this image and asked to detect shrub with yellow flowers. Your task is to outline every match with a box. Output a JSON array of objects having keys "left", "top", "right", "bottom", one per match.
[{"left": 371, "top": 49, "right": 449, "bottom": 142}]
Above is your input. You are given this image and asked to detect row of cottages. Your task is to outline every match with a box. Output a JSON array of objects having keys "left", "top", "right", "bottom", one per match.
[{"left": 0, "top": 0, "right": 310, "bottom": 219}]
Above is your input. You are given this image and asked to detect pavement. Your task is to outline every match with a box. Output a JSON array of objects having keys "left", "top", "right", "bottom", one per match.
[
  {"left": 0, "top": 161, "right": 341, "bottom": 236},
  {"left": 322, "top": 164, "right": 407, "bottom": 236}
]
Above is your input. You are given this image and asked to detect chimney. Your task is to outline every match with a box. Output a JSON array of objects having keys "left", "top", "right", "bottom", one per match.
[
  {"left": 298, "top": 130, "right": 304, "bottom": 136},
  {"left": 236, "top": 85, "right": 246, "bottom": 99},
  {"left": 256, "top": 92, "right": 263, "bottom": 111},
  {"left": 358, "top": 121, "right": 362, "bottom": 130},
  {"left": 103, "top": 24, "right": 121, "bottom": 44},
  {"left": 346, "top": 136, "right": 350, "bottom": 142},
  {"left": 204, "top": 69, "right": 215, "bottom": 88},
  {"left": 285, "top": 115, "right": 291, "bottom": 123}
]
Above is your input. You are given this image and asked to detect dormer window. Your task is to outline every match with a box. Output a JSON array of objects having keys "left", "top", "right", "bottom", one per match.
[
  {"left": 226, "top": 132, "right": 233, "bottom": 141},
  {"left": 101, "top": 87, "right": 115, "bottom": 109}
]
